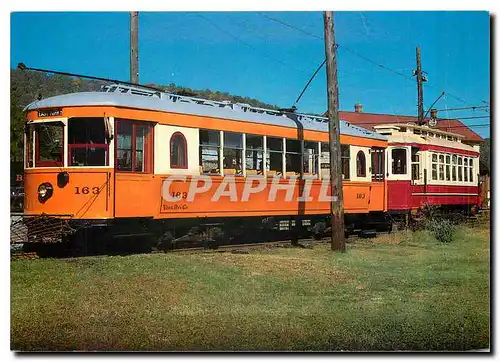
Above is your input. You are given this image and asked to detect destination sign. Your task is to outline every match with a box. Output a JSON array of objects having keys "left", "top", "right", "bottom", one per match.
[{"left": 38, "top": 109, "right": 62, "bottom": 117}]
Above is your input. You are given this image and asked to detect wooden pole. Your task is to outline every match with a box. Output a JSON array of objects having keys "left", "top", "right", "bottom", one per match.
[
  {"left": 130, "top": 11, "right": 139, "bottom": 84},
  {"left": 416, "top": 46, "right": 424, "bottom": 124},
  {"left": 323, "top": 11, "right": 345, "bottom": 252}
]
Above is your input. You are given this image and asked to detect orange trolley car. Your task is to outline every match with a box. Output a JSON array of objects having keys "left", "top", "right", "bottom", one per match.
[{"left": 22, "top": 84, "right": 389, "bottom": 252}]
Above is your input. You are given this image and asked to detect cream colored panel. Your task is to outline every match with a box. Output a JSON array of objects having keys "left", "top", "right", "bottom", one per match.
[
  {"left": 387, "top": 146, "right": 411, "bottom": 181},
  {"left": 350, "top": 146, "right": 371, "bottom": 182},
  {"left": 154, "top": 124, "right": 199, "bottom": 175}
]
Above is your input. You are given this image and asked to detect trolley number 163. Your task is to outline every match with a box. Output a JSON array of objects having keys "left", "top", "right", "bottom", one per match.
[{"left": 75, "top": 186, "right": 100, "bottom": 195}]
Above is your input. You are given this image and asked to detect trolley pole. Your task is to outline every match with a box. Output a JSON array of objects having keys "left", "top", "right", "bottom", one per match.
[
  {"left": 416, "top": 46, "right": 424, "bottom": 124},
  {"left": 323, "top": 11, "right": 345, "bottom": 252},
  {"left": 130, "top": 11, "right": 139, "bottom": 84}
]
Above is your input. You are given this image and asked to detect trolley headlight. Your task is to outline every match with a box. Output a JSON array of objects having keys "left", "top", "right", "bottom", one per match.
[{"left": 38, "top": 182, "right": 53, "bottom": 202}]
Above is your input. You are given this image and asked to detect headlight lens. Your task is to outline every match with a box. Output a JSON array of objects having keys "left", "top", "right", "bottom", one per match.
[
  {"left": 38, "top": 185, "right": 47, "bottom": 197},
  {"left": 38, "top": 183, "right": 53, "bottom": 202}
]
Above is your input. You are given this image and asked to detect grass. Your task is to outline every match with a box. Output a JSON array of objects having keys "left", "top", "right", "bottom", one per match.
[{"left": 11, "top": 224, "right": 490, "bottom": 351}]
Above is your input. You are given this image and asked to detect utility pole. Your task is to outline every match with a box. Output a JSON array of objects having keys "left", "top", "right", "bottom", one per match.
[
  {"left": 415, "top": 46, "right": 424, "bottom": 124},
  {"left": 130, "top": 11, "right": 139, "bottom": 84},
  {"left": 323, "top": 11, "right": 345, "bottom": 252}
]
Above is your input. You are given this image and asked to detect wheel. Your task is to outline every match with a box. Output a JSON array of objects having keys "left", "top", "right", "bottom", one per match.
[
  {"left": 158, "top": 231, "right": 174, "bottom": 252},
  {"left": 312, "top": 222, "right": 326, "bottom": 240}
]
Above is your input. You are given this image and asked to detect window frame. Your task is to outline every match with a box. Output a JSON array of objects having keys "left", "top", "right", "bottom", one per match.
[
  {"left": 458, "top": 156, "right": 463, "bottom": 182},
  {"left": 431, "top": 153, "right": 438, "bottom": 181},
  {"left": 222, "top": 131, "right": 244, "bottom": 175},
  {"left": 114, "top": 119, "right": 154, "bottom": 174},
  {"left": 341, "top": 144, "right": 350, "bottom": 180},
  {"left": 34, "top": 121, "right": 65, "bottom": 168},
  {"left": 67, "top": 117, "right": 110, "bottom": 167},
  {"left": 411, "top": 147, "right": 420, "bottom": 182},
  {"left": 199, "top": 129, "right": 221, "bottom": 175},
  {"left": 303, "top": 141, "right": 319, "bottom": 176},
  {"left": 170, "top": 132, "right": 188, "bottom": 169},
  {"left": 452, "top": 155, "right": 457, "bottom": 181},
  {"left": 445, "top": 154, "right": 451, "bottom": 182},
  {"left": 391, "top": 148, "right": 407, "bottom": 175},
  {"left": 285, "top": 138, "right": 302, "bottom": 176},
  {"left": 371, "top": 147, "right": 384, "bottom": 181},
  {"left": 245, "top": 134, "right": 264, "bottom": 174},
  {"left": 356, "top": 150, "right": 366, "bottom": 177},
  {"left": 320, "top": 143, "right": 350, "bottom": 180},
  {"left": 463, "top": 157, "right": 469, "bottom": 182},
  {"left": 469, "top": 158, "right": 474, "bottom": 183},
  {"left": 438, "top": 154, "right": 445, "bottom": 181},
  {"left": 266, "top": 136, "right": 284, "bottom": 176}
]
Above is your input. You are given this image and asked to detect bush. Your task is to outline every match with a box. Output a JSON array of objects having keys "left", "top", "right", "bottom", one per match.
[{"left": 426, "top": 219, "right": 456, "bottom": 243}]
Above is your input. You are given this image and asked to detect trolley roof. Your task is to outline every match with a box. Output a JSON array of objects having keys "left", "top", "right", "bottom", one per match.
[{"left": 24, "top": 85, "right": 387, "bottom": 141}]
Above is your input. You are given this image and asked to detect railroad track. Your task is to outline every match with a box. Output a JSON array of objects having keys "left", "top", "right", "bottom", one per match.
[
  {"left": 10, "top": 231, "right": 396, "bottom": 260},
  {"left": 11, "top": 251, "right": 39, "bottom": 261},
  {"left": 11, "top": 211, "right": 488, "bottom": 260},
  {"left": 167, "top": 238, "right": 322, "bottom": 254}
]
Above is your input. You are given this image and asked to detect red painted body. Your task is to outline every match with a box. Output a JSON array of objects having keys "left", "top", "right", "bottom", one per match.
[
  {"left": 389, "top": 143, "right": 480, "bottom": 157},
  {"left": 387, "top": 180, "right": 480, "bottom": 212}
]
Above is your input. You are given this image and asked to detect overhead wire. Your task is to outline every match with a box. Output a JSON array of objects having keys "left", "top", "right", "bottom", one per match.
[
  {"left": 443, "top": 115, "right": 490, "bottom": 121},
  {"left": 339, "top": 121, "right": 490, "bottom": 129},
  {"left": 197, "top": 12, "right": 489, "bottom": 135},
  {"left": 257, "top": 12, "right": 323, "bottom": 40},
  {"left": 436, "top": 105, "right": 489, "bottom": 112},
  {"left": 257, "top": 12, "right": 486, "bottom": 108},
  {"left": 197, "top": 12, "right": 347, "bottom": 109},
  {"left": 196, "top": 13, "right": 309, "bottom": 76}
]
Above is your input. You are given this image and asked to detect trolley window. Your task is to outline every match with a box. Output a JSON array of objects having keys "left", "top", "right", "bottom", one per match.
[
  {"left": 303, "top": 141, "right": 318, "bottom": 176},
  {"left": 285, "top": 139, "right": 301, "bottom": 176},
  {"left": 469, "top": 158, "right": 474, "bottom": 182},
  {"left": 438, "top": 154, "right": 445, "bottom": 181},
  {"left": 356, "top": 151, "right": 366, "bottom": 177},
  {"left": 458, "top": 157, "right": 463, "bottom": 182},
  {"left": 68, "top": 117, "right": 109, "bottom": 167},
  {"left": 223, "top": 132, "right": 243, "bottom": 175},
  {"left": 116, "top": 121, "right": 153, "bottom": 173},
  {"left": 245, "top": 134, "right": 264, "bottom": 174},
  {"left": 411, "top": 147, "right": 420, "bottom": 181},
  {"left": 266, "top": 137, "right": 283, "bottom": 176},
  {"left": 341, "top": 145, "right": 350, "bottom": 180},
  {"left": 199, "top": 129, "right": 220, "bottom": 174},
  {"left": 452, "top": 155, "right": 457, "bottom": 181},
  {"left": 320, "top": 143, "right": 350, "bottom": 180},
  {"left": 431, "top": 153, "right": 438, "bottom": 181},
  {"left": 170, "top": 132, "right": 188, "bottom": 169},
  {"left": 445, "top": 155, "right": 451, "bottom": 181},
  {"left": 463, "top": 157, "right": 468, "bottom": 182},
  {"left": 35, "top": 122, "right": 64, "bottom": 167},
  {"left": 371, "top": 147, "right": 384, "bottom": 181},
  {"left": 392, "top": 148, "right": 407, "bottom": 175}
]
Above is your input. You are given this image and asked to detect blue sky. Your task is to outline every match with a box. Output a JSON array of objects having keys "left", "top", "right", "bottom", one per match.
[{"left": 10, "top": 11, "right": 490, "bottom": 137}]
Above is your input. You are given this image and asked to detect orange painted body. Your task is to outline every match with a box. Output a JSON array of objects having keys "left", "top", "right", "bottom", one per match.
[
  {"left": 157, "top": 178, "right": 386, "bottom": 218},
  {"left": 24, "top": 168, "right": 113, "bottom": 219},
  {"left": 24, "top": 105, "right": 388, "bottom": 221},
  {"left": 25, "top": 171, "right": 386, "bottom": 219}
]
